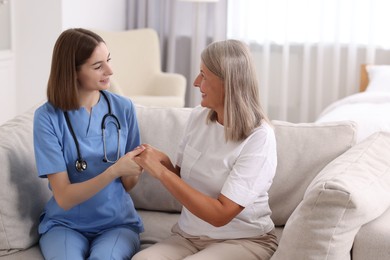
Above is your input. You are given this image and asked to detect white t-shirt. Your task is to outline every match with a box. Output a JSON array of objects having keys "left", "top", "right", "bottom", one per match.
[{"left": 176, "top": 106, "right": 277, "bottom": 239}]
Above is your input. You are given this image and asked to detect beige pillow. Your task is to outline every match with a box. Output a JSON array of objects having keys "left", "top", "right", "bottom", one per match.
[
  {"left": 0, "top": 107, "right": 51, "bottom": 256},
  {"left": 130, "top": 105, "right": 192, "bottom": 212},
  {"left": 269, "top": 120, "right": 357, "bottom": 226},
  {"left": 272, "top": 131, "right": 390, "bottom": 259}
]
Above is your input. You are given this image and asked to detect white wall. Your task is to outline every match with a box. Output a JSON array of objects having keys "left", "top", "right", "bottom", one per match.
[
  {"left": 5, "top": 0, "right": 127, "bottom": 123},
  {"left": 0, "top": 0, "right": 15, "bottom": 124},
  {"left": 13, "top": 0, "right": 62, "bottom": 115},
  {"left": 62, "top": 0, "right": 126, "bottom": 31}
]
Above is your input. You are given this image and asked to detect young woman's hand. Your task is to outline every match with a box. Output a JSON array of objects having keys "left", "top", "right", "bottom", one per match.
[{"left": 111, "top": 146, "right": 145, "bottom": 178}]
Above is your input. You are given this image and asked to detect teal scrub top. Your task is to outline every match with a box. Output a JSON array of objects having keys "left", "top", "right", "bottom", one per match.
[{"left": 33, "top": 91, "right": 143, "bottom": 235}]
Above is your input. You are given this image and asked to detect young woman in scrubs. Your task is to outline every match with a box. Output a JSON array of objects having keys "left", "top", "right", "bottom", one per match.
[
  {"left": 132, "top": 40, "right": 278, "bottom": 260},
  {"left": 33, "top": 28, "right": 144, "bottom": 259}
]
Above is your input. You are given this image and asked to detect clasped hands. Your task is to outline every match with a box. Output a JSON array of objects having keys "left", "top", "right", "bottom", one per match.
[
  {"left": 111, "top": 144, "right": 168, "bottom": 180},
  {"left": 133, "top": 144, "right": 169, "bottom": 180}
]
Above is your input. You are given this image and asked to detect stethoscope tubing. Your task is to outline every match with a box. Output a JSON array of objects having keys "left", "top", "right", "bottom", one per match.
[{"left": 64, "top": 91, "right": 121, "bottom": 172}]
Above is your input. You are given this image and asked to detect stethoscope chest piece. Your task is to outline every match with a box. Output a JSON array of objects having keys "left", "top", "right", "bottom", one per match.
[{"left": 75, "top": 159, "right": 87, "bottom": 172}]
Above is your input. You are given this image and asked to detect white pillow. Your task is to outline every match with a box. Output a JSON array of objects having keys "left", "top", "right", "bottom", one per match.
[
  {"left": 271, "top": 131, "right": 390, "bottom": 259},
  {"left": 365, "top": 65, "right": 390, "bottom": 92},
  {"left": 269, "top": 120, "right": 357, "bottom": 226}
]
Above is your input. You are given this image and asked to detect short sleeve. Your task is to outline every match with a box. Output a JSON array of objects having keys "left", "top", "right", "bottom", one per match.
[
  {"left": 33, "top": 105, "right": 67, "bottom": 178},
  {"left": 221, "top": 125, "right": 277, "bottom": 207}
]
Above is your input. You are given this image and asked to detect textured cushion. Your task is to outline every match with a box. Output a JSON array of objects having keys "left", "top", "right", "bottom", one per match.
[
  {"left": 272, "top": 131, "right": 390, "bottom": 260},
  {"left": 130, "top": 105, "right": 192, "bottom": 212},
  {"left": 0, "top": 106, "right": 51, "bottom": 256},
  {"left": 269, "top": 120, "right": 357, "bottom": 226}
]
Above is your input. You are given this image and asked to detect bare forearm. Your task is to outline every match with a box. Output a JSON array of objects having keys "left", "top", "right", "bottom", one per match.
[
  {"left": 121, "top": 175, "right": 140, "bottom": 192},
  {"left": 158, "top": 168, "right": 239, "bottom": 227},
  {"left": 53, "top": 167, "right": 117, "bottom": 210},
  {"left": 158, "top": 153, "right": 178, "bottom": 175},
  {"left": 52, "top": 148, "right": 145, "bottom": 210}
]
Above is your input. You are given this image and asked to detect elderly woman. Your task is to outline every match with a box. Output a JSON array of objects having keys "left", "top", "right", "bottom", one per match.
[{"left": 133, "top": 39, "right": 278, "bottom": 260}]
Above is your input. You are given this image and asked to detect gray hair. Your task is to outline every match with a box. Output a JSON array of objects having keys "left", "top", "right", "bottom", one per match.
[{"left": 201, "top": 39, "right": 269, "bottom": 142}]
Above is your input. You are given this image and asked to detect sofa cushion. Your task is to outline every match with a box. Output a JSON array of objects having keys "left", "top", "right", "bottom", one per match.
[
  {"left": 130, "top": 105, "right": 192, "bottom": 212},
  {"left": 0, "top": 106, "right": 51, "bottom": 256},
  {"left": 137, "top": 210, "right": 180, "bottom": 249},
  {"left": 269, "top": 120, "right": 357, "bottom": 226},
  {"left": 271, "top": 131, "right": 390, "bottom": 260}
]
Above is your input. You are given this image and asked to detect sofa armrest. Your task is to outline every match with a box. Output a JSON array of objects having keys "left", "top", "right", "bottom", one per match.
[{"left": 149, "top": 73, "right": 186, "bottom": 97}]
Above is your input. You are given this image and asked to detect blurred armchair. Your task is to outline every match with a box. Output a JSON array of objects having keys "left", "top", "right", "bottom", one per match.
[{"left": 94, "top": 28, "right": 186, "bottom": 107}]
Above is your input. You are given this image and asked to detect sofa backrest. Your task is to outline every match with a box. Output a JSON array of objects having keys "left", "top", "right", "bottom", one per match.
[
  {"left": 0, "top": 102, "right": 357, "bottom": 256},
  {"left": 0, "top": 105, "right": 51, "bottom": 256},
  {"left": 130, "top": 105, "right": 357, "bottom": 229}
]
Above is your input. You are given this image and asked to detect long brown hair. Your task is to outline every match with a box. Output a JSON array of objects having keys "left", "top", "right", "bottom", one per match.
[
  {"left": 47, "top": 28, "right": 104, "bottom": 110},
  {"left": 201, "top": 39, "right": 269, "bottom": 142}
]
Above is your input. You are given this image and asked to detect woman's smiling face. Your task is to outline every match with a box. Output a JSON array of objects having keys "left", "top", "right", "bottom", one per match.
[
  {"left": 193, "top": 62, "right": 225, "bottom": 117},
  {"left": 77, "top": 42, "right": 113, "bottom": 91}
]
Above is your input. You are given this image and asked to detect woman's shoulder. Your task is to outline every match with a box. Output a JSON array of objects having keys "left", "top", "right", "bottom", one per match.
[
  {"left": 33, "top": 101, "right": 63, "bottom": 130},
  {"left": 103, "top": 90, "right": 135, "bottom": 111},
  {"left": 190, "top": 105, "right": 209, "bottom": 117},
  {"left": 103, "top": 90, "right": 131, "bottom": 104},
  {"left": 251, "top": 121, "right": 276, "bottom": 141},
  {"left": 34, "top": 101, "right": 59, "bottom": 119},
  {"left": 185, "top": 105, "right": 209, "bottom": 125}
]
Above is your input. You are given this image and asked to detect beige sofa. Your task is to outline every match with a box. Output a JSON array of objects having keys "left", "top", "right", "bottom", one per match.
[{"left": 1, "top": 103, "right": 390, "bottom": 260}]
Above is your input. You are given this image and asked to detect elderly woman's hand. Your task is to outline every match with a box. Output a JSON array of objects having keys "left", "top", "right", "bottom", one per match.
[{"left": 134, "top": 144, "right": 170, "bottom": 179}]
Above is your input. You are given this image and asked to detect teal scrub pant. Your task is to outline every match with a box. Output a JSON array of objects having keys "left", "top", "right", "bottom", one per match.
[{"left": 39, "top": 226, "right": 140, "bottom": 260}]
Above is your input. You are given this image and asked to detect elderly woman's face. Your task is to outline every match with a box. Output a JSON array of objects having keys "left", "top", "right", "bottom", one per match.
[{"left": 193, "top": 62, "right": 225, "bottom": 116}]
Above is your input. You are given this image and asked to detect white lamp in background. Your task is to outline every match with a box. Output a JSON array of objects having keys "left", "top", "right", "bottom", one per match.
[{"left": 178, "top": 0, "right": 219, "bottom": 107}]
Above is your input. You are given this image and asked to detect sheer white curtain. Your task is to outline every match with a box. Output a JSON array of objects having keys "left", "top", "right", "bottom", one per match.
[
  {"left": 126, "top": 0, "right": 227, "bottom": 107},
  {"left": 228, "top": 0, "right": 390, "bottom": 122}
]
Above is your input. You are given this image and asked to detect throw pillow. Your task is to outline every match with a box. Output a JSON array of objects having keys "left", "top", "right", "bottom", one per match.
[
  {"left": 272, "top": 131, "right": 390, "bottom": 259},
  {"left": 269, "top": 120, "right": 357, "bottom": 226},
  {"left": 130, "top": 105, "right": 192, "bottom": 212}
]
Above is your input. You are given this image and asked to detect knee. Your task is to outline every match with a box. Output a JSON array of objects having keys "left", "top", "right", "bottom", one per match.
[
  {"left": 132, "top": 249, "right": 157, "bottom": 260},
  {"left": 132, "top": 250, "right": 146, "bottom": 260},
  {"left": 89, "top": 251, "right": 133, "bottom": 260}
]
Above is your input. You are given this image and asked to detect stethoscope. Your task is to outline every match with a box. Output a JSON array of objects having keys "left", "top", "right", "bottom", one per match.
[{"left": 64, "top": 91, "right": 121, "bottom": 172}]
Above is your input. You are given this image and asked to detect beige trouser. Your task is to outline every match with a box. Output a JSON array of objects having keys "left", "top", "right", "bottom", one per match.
[{"left": 132, "top": 224, "right": 278, "bottom": 260}]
